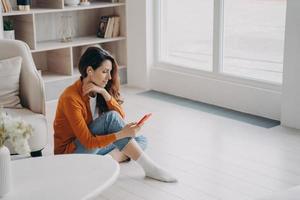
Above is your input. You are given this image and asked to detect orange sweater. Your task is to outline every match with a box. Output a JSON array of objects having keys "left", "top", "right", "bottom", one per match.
[{"left": 54, "top": 79, "right": 125, "bottom": 154}]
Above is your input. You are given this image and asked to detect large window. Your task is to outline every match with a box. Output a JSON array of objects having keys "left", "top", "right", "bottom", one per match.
[
  {"left": 223, "top": 0, "right": 287, "bottom": 83},
  {"left": 160, "top": 0, "right": 214, "bottom": 71},
  {"left": 159, "top": 0, "right": 287, "bottom": 83}
]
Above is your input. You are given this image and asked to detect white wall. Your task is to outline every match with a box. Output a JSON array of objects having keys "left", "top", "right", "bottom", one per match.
[
  {"left": 281, "top": 0, "right": 300, "bottom": 129},
  {"left": 0, "top": 12, "right": 3, "bottom": 39},
  {"left": 126, "top": 0, "right": 151, "bottom": 89}
]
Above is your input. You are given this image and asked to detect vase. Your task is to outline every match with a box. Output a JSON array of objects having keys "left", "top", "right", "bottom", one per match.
[
  {"left": 59, "top": 15, "right": 75, "bottom": 42},
  {"left": 3, "top": 30, "right": 15, "bottom": 40},
  {"left": 0, "top": 146, "right": 12, "bottom": 197}
]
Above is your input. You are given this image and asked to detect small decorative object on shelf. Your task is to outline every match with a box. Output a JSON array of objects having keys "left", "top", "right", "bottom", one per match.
[
  {"left": 59, "top": 15, "right": 75, "bottom": 43},
  {"left": 64, "top": 0, "right": 80, "bottom": 7},
  {"left": 3, "top": 19, "right": 15, "bottom": 40},
  {"left": 17, "top": 0, "right": 31, "bottom": 11},
  {"left": 80, "top": 0, "right": 90, "bottom": 6},
  {"left": 97, "top": 15, "right": 120, "bottom": 38},
  {"left": 0, "top": 108, "right": 33, "bottom": 197}
]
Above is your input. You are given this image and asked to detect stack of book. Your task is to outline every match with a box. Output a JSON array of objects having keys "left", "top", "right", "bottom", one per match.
[
  {"left": 1, "top": 0, "right": 13, "bottom": 13},
  {"left": 97, "top": 16, "right": 120, "bottom": 38}
]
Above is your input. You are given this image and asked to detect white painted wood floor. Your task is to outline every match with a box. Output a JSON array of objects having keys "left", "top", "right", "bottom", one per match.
[{"left": 44, "top": 86, "right": 300, "bottom": 200}]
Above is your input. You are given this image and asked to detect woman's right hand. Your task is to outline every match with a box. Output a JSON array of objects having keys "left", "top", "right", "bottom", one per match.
[{"left": 116, "top": 122, "right": 141, "bottom": 140}]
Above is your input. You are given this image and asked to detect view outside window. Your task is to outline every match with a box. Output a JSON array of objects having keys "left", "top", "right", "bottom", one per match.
[
  {"left": 223, "top": 0, "right": 287, "bottom": 83},
  {"left": 161, "top": 0, "right": 214, "bottom": 71},
  {"left": 161, "top": 0, "right": 287, "bottom": 83}
]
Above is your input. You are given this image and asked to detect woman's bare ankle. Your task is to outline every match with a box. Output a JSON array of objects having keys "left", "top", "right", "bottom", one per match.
[{"left": 109, "top": 149, "right": 130, "bottom": 162}]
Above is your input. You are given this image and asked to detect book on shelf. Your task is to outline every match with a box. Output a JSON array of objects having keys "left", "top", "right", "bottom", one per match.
[
  {"left": 1, "top": 0, "right": 12, "bottom": 13},
  {"left": 6, "top": 0, "right": 12, "bottom": 11},
  {"left": 0, "top": 0, "right": 3, "bottom": 13},
  {"left": 112, "top": 16, "right": 120, "bottom": 37},
  {"left": 1, "top": 0, "right": 6, "bottom": 13},
  {"left": 97, "top": 15, "right": 120, "bottom": 39},
  {"left": 104, "top": 16, "right": 114, "bottom": 38},
  {"left": 1, "top": 0, "right": 8, "bottom": 13}
]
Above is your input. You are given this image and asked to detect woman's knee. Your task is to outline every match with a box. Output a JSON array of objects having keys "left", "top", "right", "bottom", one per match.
[
  {"left": 104, "top": 111, "right": 125, "bottom": 132},
  {"left": 104, "top": 111, "right": 122, "bottom": 121},
  {"left": 89, "top": 111, "right": 124, "bottom": 134}
]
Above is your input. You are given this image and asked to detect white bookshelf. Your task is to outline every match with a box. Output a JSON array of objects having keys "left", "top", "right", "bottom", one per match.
[
  {"left": 2, "top": 2, "right": 125, "bottom": 16},
  {"left": 1, "top": 0, "right": 127, "bottom": 101}
]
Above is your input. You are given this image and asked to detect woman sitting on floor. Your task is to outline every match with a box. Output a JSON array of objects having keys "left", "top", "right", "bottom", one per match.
[{"left": 53, "top": 47, "right": 177, "bottom": 183}]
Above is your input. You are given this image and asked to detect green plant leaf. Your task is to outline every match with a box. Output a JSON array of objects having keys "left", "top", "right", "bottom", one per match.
[{"left": 3, "top": 19, "right": 14, "bottom": 31}]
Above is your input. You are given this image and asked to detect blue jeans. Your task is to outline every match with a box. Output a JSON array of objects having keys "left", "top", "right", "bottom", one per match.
[{"left": 74, "top": 111, "right": 147, "bottom": 155}]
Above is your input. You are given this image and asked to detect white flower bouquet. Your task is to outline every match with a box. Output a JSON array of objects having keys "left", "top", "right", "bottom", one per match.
[{"left": 0, "top": 108, "right": 33, "bottom": 154}]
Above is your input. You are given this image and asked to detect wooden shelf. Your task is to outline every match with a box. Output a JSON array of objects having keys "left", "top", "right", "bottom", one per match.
[
  {"left": 2, "top": 11, "right": 33, "bottom": 16},
  {"left": 2, "top": 2, "right": 125, "bottom": 16},
  {"left": 32, "top": 36, "right": 126, "bottom": 52},
  {"left": 118, "top": 65, "right": 126, "bottom": 69},
  {"left": 42, "top": 71, "right": 72, "bottom": 83},
  {"left": 73, "top": 64, "right": 125, "bottom": 72},
  {"left": 63, "top": 65, "right": 126, "bottom": 77},
  {"left": 73, "top": 67, "right": 80, "bottom": 78},
  {"left": 63, "top": 2, "right": 125, "bottom": 12}
]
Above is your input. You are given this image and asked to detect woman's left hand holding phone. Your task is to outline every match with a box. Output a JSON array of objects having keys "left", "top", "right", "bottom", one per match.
[{"left": 116, "top": 122, "right": 141, "bottom": 140}]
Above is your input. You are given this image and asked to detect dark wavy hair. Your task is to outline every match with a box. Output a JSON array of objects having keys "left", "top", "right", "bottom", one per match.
[{"left": 78, "top": 47, "right": 123, "bottom": 114}]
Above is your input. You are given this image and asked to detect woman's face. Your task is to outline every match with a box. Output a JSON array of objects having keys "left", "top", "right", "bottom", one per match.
[{"left": 89, "top": 59, "right": 112, "bottom": 88}]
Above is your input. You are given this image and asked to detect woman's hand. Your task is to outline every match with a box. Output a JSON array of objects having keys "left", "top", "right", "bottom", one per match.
[
  {"left": 116, "top": 122, "right": 141, "bottom": 140},
  {"left": 82, "top": 82, "right": 111, "bottom": 101}
]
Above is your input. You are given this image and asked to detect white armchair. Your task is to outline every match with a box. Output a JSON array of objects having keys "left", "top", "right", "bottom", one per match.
[{"left": 0, "top": 39, "right": 47, "bottom": 156}]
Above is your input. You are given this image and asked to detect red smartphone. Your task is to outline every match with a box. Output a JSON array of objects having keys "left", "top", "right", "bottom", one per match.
[{"left": 137, "top": 113, "right": 152, "bottom": 126}]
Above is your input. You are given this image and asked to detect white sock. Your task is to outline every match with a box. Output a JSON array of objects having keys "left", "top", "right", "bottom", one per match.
[{"left": 136, "top": 152, "right": 177, "bottom": 183}]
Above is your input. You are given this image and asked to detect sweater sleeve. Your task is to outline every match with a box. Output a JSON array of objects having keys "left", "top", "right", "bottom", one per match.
[
  {"left": 106, "top": 97, "right": 125, "bottom": 119},
  {"left": 63, "top": 96, "right": 117, "bottom": 149}
]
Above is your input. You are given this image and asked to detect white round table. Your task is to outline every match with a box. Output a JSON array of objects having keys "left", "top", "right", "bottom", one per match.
[{"left": 1, "top": 154, "right": 119, "bottom": 200}]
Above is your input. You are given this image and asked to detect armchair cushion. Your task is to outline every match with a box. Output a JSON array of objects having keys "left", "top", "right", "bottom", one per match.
[
  {"left": 0, "top": 56, "right": 22, "bottom": 108},
  {"left": 4, "top": 108, "right": 48, "bottom": 154}
]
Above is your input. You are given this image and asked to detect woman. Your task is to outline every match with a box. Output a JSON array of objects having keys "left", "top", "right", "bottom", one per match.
[{"left": 53, "top": 47, "right": 177, "bottom": 182}]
